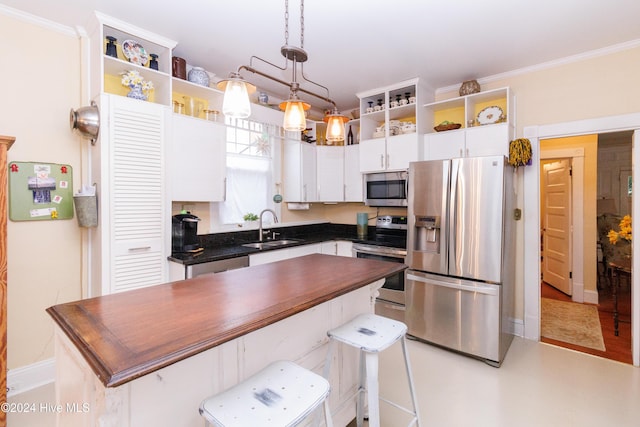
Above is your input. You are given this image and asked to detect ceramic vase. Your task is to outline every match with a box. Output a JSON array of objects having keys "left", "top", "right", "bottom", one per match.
[
  {"left": 127, "top": 85, "right": 147, "bottom": 101},
  {"left": 188, "top": 66, "right": 210, "bottom": 87},
  {"left": 459, "top": 79, "right": 481, "bottom": 96}
]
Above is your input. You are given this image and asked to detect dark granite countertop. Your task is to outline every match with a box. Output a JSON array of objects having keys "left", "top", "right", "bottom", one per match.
[{"left": 168, "top": 222, "right": 372, "bottom": 266}]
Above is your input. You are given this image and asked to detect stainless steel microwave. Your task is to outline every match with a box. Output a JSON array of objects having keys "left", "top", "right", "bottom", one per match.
[{"left": 364, "top": 171, "right": 408, "bottom": 207}]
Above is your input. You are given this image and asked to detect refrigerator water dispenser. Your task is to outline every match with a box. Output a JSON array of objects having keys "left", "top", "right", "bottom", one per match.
[{"left": 413, "top": 215, "right": 440, "bottom": 253}]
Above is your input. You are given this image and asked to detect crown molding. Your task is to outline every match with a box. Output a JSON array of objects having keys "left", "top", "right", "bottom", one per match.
[
  {"left": 0, "top": 4, "right": 77, "bottom": 37},
  {"left": 436, "top": 38, "right": 640, "bottom": 95}
]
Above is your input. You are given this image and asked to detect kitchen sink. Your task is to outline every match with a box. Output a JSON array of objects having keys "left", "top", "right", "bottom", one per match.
[{"left": 242, "top": 239, "right": 303, "bottom": 249}]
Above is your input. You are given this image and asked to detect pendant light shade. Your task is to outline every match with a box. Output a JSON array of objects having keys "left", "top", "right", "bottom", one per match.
[
  {"left": 324, "top": 109, "right": 349, "bottom": 142},
  {"left": 217, "top": 73, "right": 256, "bottom": 119},
  {"left": 280, "top": 98, "right": 310, "bottom": 131}
]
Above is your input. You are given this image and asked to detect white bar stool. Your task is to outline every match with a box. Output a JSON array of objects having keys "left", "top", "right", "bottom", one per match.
[
  {"left": 200, "top": 360, "right": 333, "bottom": 427},
  {"left": 323, "top": 313, "right": 421, "bottom": 427}
]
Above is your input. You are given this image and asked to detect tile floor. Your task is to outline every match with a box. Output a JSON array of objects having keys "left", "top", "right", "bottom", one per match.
[{"left": 8, "top": 337, "right": 640, "bottom": 426}]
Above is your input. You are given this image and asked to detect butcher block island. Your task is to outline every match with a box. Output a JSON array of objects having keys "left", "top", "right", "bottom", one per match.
[{"left": 47, "top": 254, "right": 405, "bottom": 427}]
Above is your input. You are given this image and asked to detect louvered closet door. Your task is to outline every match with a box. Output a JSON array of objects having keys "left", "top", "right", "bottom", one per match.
[{"left": 109, "top": 96, "right": 166, "bottom": 293}]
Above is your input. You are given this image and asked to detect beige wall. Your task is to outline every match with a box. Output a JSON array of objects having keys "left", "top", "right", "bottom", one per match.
[{"left": 0, "top": 12, "right": 83, "bottom": 369}]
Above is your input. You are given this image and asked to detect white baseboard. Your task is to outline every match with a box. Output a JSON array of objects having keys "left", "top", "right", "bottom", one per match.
[
  {"left": 510, "top": 317, "right": 525, "bottom": 338},
  {"left": 583, "top": 288, "right": 599, "bottom": 305},
  {"left": 7, "top": 358, "right": 55, "bottom": 397}
]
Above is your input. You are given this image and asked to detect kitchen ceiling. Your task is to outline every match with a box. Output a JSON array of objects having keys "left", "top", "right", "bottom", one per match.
[{"left": 4, "top": 0, "right": 640, "bottom": 112}]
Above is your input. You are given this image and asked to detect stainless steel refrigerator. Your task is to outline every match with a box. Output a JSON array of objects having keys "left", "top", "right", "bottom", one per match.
[{"left": 405, "top": 155, "right": 516, "bottom": 366}]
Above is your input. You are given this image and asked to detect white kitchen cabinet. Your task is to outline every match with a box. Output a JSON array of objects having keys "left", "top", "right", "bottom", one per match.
[
  {"left": 321, "top": 241, "right": 338, "bottom": 255},
  {"left": 423, "top": 87, "right": 515, "bottom": 160},
  {"left": 424, "top": 123, "right": 512, "bottom": 160},
  {"left": 170, "top": 115, "right": 226, "bottom": 201},
  {"left": 336, "top": 240, "right": 353, "bottom": 257},
  {"left": 249, "top": 243, "right": 322, "bottom": 266},
  {"left": 357, "top": 78, "right": 433, "bottom": 172},
  {"left": 283, "top": 140, "right": 317, "bottom": 202},
  {"left": 424, "top": 128, "right": 465, "bottom": 160},
  {"left": 314, "top": 145, "right": 363, "bottom": 203},
  {"left": 317, "top": 146, "right": 344, "bottom": 202},
  {"left": 344, "top": 145, "right": 363, "bottom": 202},
  {"left": 90, "top": 94, "right": 170, "bottom": 296}
]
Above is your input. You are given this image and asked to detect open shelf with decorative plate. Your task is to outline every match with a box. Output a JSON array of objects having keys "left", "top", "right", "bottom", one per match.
[
  {"left": 87, "top": 12, "right": 176, "bottom": 105},
  {"left": 422, "top": 87, "right": 515, "bottom": 160}
]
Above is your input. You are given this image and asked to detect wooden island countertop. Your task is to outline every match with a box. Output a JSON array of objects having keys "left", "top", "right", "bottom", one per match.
[{"left": 47, "top": 254, "right": 405, "bottom": 388}]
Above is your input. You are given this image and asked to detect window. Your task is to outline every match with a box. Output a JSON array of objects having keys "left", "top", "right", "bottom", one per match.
[{"left": 215, "top": 117, "right": 281, "bottom": 226}]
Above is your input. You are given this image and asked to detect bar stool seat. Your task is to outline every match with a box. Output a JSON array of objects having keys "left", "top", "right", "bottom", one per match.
[
  {"left": 200, "top": 360, "right": 333, "bottom": 427},
  {"left": 323, "top": 313, "right": 421, "bottom": 427}
]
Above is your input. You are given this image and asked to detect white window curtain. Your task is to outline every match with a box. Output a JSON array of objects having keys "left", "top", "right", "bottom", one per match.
[
  {"left": 215, "top": 118, "right": 281, "bottom": 226},
  {"left": 220, "top": 154, "right": 274, "bottom": 224}
]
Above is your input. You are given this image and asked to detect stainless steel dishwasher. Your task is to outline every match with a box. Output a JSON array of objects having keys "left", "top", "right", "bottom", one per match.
[{"left": 185, "top": 256, "right": 249, "bottom": 279}]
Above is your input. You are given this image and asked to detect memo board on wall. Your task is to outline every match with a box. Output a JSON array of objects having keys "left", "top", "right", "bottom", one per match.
[{"left": 9, "top": 162, "right": 74, "bottom": 221}]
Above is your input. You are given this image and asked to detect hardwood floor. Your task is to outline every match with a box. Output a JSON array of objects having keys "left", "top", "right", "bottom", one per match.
[{"left": 541, "top": 280, "right": 632, "bottom": 364}]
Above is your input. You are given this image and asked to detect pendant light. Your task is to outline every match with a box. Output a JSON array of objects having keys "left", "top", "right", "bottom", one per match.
[
  {"left": 324, "top": 107, "right": 349, "bottom": 143},
  {"left": 217, "top": 0, "right": 348, "bottom": 133},
  {"left": 217, "top": 72, "right": 256, "bottom": 119},
  {"left": 280, "top": 91, "right": 310, "bottom": 131}
]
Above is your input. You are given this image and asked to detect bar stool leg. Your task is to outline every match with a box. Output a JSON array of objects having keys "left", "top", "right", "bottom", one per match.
[
  {"left": 365, "top": 352, "right": 380, "bottom": 427},
  {"left": 401, "top": 337, "right": 421, "bottom": 426},
  {"left": 323, "top": 398, "right": 334, "bottom": 427},
  {"left": 357, "top": 351, "right": 366, "bottom": 427}
]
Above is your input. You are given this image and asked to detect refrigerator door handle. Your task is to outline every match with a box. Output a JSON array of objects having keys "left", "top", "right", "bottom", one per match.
[
  {"left": 448, "top": 159, "right": 460, "bottom": 269},
  {"left": 407, "top": 273, "right": 499, "bottom": 296}
]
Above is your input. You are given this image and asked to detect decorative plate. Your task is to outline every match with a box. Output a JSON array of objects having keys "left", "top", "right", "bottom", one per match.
[
  {"left": 122, "top": 40, "right": 148, "bottom": 66},
  {"left": 476, "top": 106, "right": 504, "bottom": 125}
]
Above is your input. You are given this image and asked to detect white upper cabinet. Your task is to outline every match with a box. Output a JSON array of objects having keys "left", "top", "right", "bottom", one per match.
[
  {"left": 344, "top": 145, "right": 363, "bottom": 202},
  {"left": 284, "top": 139, "right": 317, "bottom": 203},
  {"left": 423, "top": 87, "right": 515, "bottom": 160},
  {"left": 170, "top": 115, "right": 226, "bottom": 202},
  {"left": 316, "top": 144, "right": 363, "bottom": 203},
  {"left": 357, "top": 78, "right": 433, "bottom": 172},
  {"left": 317, "top": 146, "right": 345, "bottom": 202}
]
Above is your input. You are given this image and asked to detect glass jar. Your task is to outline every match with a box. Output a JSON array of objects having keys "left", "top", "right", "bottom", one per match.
[{"left": 203, "top": 109, "right": 220, "bottom": 122}]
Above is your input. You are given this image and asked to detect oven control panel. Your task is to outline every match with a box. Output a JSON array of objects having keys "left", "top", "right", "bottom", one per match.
[{"left": 376, "top": 215, "right": 408, "bottom": 230}]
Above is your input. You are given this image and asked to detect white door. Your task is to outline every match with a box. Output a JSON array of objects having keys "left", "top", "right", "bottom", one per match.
[
  {"left": 619, "top": 168, "right": 632, "bottom": 216},
  {"left": 542, "top": 159, "right": 572, "bottom": 294}
]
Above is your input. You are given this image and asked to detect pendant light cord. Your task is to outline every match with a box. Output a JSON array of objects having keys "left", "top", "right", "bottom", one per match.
[
  {"left": 284, "top": 0, "right": 289, "bottom": 46},
  {"left": 300, "top": 0, "right": 304, "bottom": 49},
  {"left": 284, "top": 0, "right": 304, "bottom": 48}
]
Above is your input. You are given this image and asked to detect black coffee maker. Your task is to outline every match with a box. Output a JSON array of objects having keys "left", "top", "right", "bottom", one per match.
[{"left": 172, "top": 213, "right": 201, "bottom": 253}]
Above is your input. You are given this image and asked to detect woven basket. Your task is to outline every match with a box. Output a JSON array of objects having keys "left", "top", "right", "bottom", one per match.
[{"left": 434, "top": 123, "right": 462, "bottom": 132}]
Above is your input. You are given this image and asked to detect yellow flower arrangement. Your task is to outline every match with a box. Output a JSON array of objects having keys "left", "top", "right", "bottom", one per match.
[
  {"left": 608, "top": 214, "right": 632, "bottom": 244},
  {"left": 121, "top": 70, "right": 154, "bottom": 94}
]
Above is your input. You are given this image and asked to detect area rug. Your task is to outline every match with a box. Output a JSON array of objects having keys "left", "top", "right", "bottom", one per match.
[{"left": 541, "top": 298, "right": 606, "bottom": 351}]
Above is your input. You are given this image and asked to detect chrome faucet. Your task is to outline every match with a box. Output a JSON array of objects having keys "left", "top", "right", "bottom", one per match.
[{"left": 259, "top": 209, "right": 278, "bottom": 242}]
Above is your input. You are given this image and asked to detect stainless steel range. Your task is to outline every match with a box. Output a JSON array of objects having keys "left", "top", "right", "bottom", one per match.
[{"left": 352, "top": 215, "right": 407, "bottom": 322}]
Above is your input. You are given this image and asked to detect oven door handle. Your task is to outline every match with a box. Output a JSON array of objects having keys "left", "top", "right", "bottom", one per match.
[{"left": 353, "top": 246, "right": 406, "bottom": 259}]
